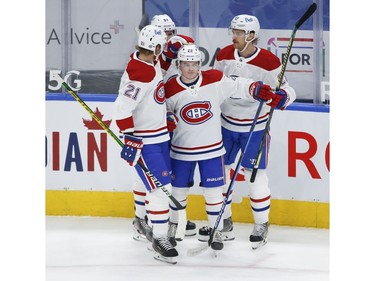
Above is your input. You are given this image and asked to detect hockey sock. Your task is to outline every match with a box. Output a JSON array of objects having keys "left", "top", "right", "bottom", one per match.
[
  {"left": 222, "top": 165, "right": 233, "bottom": 220},
  {"left": 146, "top": 184, "right": 171, "bottom": 238},
  {"left": 231, "top": 166, "right": 246, "bottom": 203},
  {"left": 169, "top": 187, "right": 189, "bottom": 224},
  {"left": 203, "top": 186, "right": 224, "bottom": 231},
  {"left": 133, "top": 179, "right": 147, "bottom": 219},
  {"left": 244, "top": 169, "right": 271, "bottom": 224}
]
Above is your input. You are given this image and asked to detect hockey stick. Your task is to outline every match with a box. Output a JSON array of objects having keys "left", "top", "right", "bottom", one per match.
[
  {"left": 250, "top": 3, "right": 317, "bottom": 183},
  {"left": 187, "top": 101, "right": 264, "bottom": 256},
  {"left": 135, "top": 13, "right": 149, "bottom": 36},
  {"left": 54, "top": 74, "right": 184, "bottom": 211}
]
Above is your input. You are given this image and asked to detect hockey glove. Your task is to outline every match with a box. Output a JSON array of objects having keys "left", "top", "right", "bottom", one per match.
[
  {"left": 167, "top": 111, "right": 178, "bottom": 132},
  {"left": 268, "top": 89, "right": 289, "bottom": 110},
  {"left": 249, "top": 81, "right": 273, "bottom": 102},
  {"left": 121, "top": 134, "right": 143, "bottom": 166},
  {"left": 163, "top": 35, "right": 195, "bottom": 60}
]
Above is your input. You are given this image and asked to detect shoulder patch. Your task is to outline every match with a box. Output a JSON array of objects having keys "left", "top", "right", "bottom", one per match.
[
  {"left": 201, "top": 69, "right": 224, "bottom": 87},
  {"left": 126, "top": 55, "right": 156, "bottom": 83},
  {"left": 249, "top": 48, "right": 281, "bottom": 71},
  {"left": 165, "top": 77, "right": 185, "bottom": 99},
  {"left": 216, "top": 45, "right": 235, "bottom": 61}
]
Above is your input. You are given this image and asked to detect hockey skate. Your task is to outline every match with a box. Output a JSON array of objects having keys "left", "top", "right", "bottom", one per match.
[
  {"left": 175, "top": 221, "right": 196, "bottom": 241},
  {"left": 152, "top": 237, "right": 178, "bottom": 264},
  {"left": 198, "top": 217, "right": 235, "bottom": 242},
  {"left": 132, "top": 216, "right": 152, "bottom": 242},
  {"left": 249, "top": 222, "right": 269, "bottom": 250},
  {"left": 185, "top": 220, "right": 196, "bottom": 237}
]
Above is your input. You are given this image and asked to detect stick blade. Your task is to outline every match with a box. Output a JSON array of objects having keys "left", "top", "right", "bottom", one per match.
[
  {"left": 187, "top": 243, "right": 209, "bottom": 257},
  {"left": 295, "top": 3, "right": 317, "bottom": 28}
]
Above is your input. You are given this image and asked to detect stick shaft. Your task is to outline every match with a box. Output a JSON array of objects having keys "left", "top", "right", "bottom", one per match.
[
  {"left": 187, "top": 102, "right": 264, "bottom": 257},
  {"left": 250, "top": 3, "right": 317, "bottom": 182},
  {"left": 207, "top": 101, "right": 264, "bottom": 246}
]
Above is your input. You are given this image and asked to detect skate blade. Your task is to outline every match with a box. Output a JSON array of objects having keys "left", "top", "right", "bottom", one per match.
[
  {"left": 251, "top": 239, "right": 267, "bottom": 250},
  {"left": 132, "top": 232, "right": 147, "bottom": 242},
  {"left": 185, "top": 229, "right": 197, "bottom": 236},
  {"left": 197, "top": 234, "right": 209, "bottom": 242},
  {"left": 146, "top": 242, "right": 154, "bottom": 252},
  {"left": 153, "top": 253, "right": 177, "bottom": 264},
  {"left": 222, "top": 233, "right": 235, "bottom": 241}
]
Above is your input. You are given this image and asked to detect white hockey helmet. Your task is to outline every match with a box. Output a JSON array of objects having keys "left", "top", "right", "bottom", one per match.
[
  {"left": 230, "top": 14, "right": 260, "bottom": 38},
  {"left": 150, "top": 14, "right": 176, "bottom": 34},
  {"left": 177, "top": 44, "right": 201, "bottom": 62},
  {"left": 138, "top": 25, "right": 167, "bottom": 52}
]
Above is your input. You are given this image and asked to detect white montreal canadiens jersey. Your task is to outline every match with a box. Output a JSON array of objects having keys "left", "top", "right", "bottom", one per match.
[
  {"left": 113, "top": 51, "right": 169, "bottom": 144},
  {"left": 214, "top": 45, "right": 296, "bottom": 132},
  {"left": 165, "top": 69, "right": 255, "bottom": 161}
]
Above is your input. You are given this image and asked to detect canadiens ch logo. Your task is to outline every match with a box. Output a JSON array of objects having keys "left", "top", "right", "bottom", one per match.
[
  {"left": 180, "top": 101, "right": 213, "bottom": 125},
  {"left": 154, "top": 81, "right": 165, "bottom": 104}
]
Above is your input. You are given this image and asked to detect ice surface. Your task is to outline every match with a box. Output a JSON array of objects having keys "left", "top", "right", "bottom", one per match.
[{"left": 46, "top": 216, "right": 329, "bottom": 281}]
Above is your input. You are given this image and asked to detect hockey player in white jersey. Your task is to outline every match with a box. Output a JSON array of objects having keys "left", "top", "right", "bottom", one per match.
[
  {"left": 113, "top": 25, "right": 178, "bottom": 264},
  {"left": 130, "top": 14, "right": 196, "bottom": 242},
  {"left": 150, "top": 14, "right": 177, "bottom": 39},
  {"left": 164, "top": 44, "right": 279, "bottom": 251},
  {"left": 198, "top": 14, "right": 296, "bottom": 249}
]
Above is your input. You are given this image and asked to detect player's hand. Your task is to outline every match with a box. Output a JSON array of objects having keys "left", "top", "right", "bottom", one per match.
[
  {"left": 121, "top": 134, "right": 143, "bottom": 166},
  {"left": 167, "top": 111, "right": 178, "bottom": 132},
  {"left": 163, "top": 35, "right": 195, "bottom": 60},
  {"left": 249, "top": 81, "right": 273, "bottom": 102},
  {"left": 268, "top": 89, "right": 289, "bottom": 110}
]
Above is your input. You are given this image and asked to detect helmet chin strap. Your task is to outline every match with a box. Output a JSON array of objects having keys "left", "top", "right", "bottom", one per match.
[
  {"left": 239, "top": 34, "right": 255, "bottom": 53},
  {"left": 153, "top": 46, "right": 162, "bottom": 61}
]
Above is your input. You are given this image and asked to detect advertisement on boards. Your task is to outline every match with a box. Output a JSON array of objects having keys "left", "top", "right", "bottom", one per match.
[{"left": 45, "top": 99, "right": 329, "bottom": 203}]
